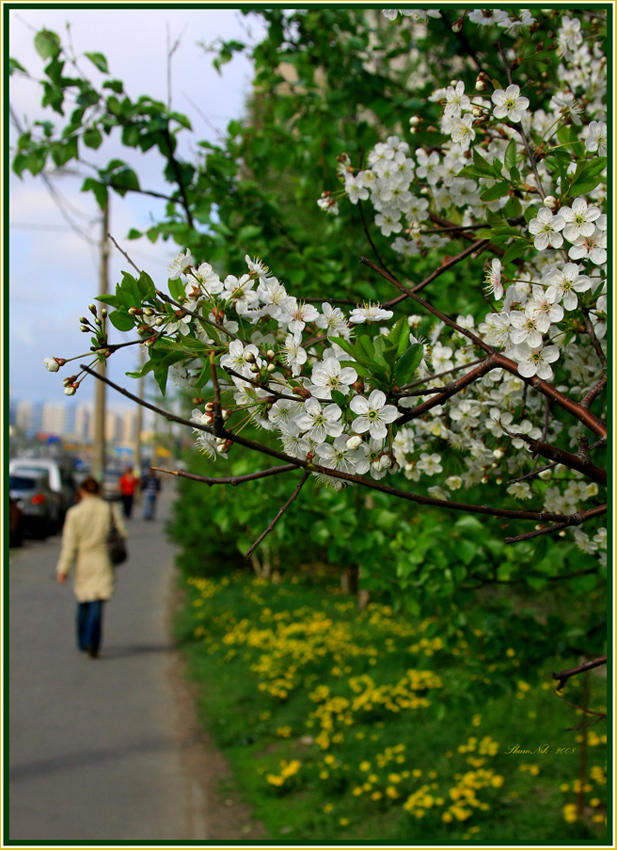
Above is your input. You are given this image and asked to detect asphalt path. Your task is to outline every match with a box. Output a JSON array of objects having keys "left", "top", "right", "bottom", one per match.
[{"left": 6, "top": 489, "right": 209, "bottom": 842}]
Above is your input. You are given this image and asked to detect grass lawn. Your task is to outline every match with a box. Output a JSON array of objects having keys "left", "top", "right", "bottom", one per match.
[{"left": 174, "top": 568, "right": 609, "bottom": 845}]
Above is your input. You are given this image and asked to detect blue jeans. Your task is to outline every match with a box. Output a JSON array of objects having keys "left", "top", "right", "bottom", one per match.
[
  {"left": 144, "top": 493, "right": 157, "bottom": 520},
  {"left": 77, "top": 600, "right": 104, "bottom": 654}
]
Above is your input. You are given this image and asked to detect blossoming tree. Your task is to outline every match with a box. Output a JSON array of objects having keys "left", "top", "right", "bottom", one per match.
[{"left": 14, "top": 7, "right": 608, "bottom": 687}]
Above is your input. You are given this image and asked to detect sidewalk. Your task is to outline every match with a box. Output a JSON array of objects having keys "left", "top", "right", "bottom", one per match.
[{"left": 7, "top": 490, "right": 212, "bottom": 842}]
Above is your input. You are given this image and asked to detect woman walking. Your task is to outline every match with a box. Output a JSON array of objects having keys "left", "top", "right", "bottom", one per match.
[{"left": 56, "top": 476, "right": 127, "bottom": 658}]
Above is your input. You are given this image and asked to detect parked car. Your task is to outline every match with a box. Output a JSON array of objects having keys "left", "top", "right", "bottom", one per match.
[
  {"left": 102, "top": 468, "right": 123, "bottom": 501},
  {"left": 9, "top": 458, "right": 77, "bottom": 523},
  {"left": 9, "top": 497, "right": 24, "bottom": 548},
  {"left": 9, "top": 471, "right": 61, "bottom": 539}
]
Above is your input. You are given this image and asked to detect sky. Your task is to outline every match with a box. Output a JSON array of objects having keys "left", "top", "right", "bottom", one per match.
[{"left": 6, "top": 5, "right": 267, "bottom": 411}]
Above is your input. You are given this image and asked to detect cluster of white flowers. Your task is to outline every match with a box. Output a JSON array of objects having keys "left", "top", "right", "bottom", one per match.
[{"left": 315, "top": 9, "right": 607, "bottom": 555}]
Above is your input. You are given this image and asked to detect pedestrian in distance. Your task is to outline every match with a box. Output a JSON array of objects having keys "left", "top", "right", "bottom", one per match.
[
  {"left": 118, "top": 464, "right": 138, "bottom": 519},
  {"left": 141, "top": 467, "right": 162, "bottom": 521},
  {"left": 56, "top": 476, "right": 127, "bottom": 659}
]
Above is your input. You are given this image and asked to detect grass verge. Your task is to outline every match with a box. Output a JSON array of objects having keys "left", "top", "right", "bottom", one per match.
[{"left": 174, "top": 568, "right": 608, "bottom": 844}]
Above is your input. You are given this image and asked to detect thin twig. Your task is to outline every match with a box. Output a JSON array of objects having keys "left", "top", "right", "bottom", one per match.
[
  {"left": 151, "top": 464, "right": 297, "bottom": 487},
  {"left": 383, "top": 238, "right": 491, "bottom": 305},
  {"left": 107, "top": 233, "right": 141, "bottom": 273},
  {"left": 580, "top": 375, "right": 607, "bottom": 409},
  {"left": 394, "top": 357, "right": 487, "bottom": 393},
  {"left": 580, "top": 306, "right": 607, "bottom": 369},
  {"left": 504, "top": 504, "right": 606, "bottom": 543},
  {"left": 358, "top": 197, "right": 395, "bottom": 278},
  {"left": 222, "top": 366, "right": 300, "bottom": 402},
  {"left": 155, "top": 290, "right": 240, "bottom": 341},
  {"left": 209, "top": 351, "right": 224, "bottom": 435},
  {"left": 245, "top": 471, "right": 310, "bottom": 558}
]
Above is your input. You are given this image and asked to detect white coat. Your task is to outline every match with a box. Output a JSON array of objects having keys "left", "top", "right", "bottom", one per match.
[{"left": 56, "top": 495, "right": 127, "bottom": 602}]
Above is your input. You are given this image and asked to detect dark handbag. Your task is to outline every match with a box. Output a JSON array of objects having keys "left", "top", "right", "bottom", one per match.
[{"left": 107, "top": 505, "right": 127, "bottom": 566}]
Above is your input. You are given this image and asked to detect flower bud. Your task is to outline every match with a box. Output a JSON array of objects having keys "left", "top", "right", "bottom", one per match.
[
  {"left": 409, "top": 116, "right": 421, "bottom": 126},
  {"left": 101, "top": 308, "right": 108, "bottom": 319},
  {"left": 192, "top": 398, "right": 205, "bottom": 405},
  {"left": 143, "top": 308, "right": 154, "bottom": 317},
  {"left": 266, "top": 363, "right": 275, "bottom": 373},
  {"left": 266, "top": 349, "right": 275, "bottom": 360},
  {"left": 205, "top": 402, "right": 214, "bottom": 412},
  {"left": 452, "top": 16, "right": 465, "bottom": 32},
  {"left": 64, "top": 386, "right": 76, "bottom": 396},
  {"left": 222, "top": 408, "right": 231, "bottom": 421},
  {"left": 44, "top": 357, "right": 60, "bottom": 372},
  {"left": 154, "top": 317, "right": 164, "bottom": 326},
  {"left": 543, "top": 195, "right": 558, "bottom": 210},
  {"left": 472, "top": 107, "right": 482, "bottom": 117},
  {"left": 475, "top": 78, "right": 487, "bottom": 92},
  {"left": 88, "top": 304, "right": 97, "bottom": 316},
  {"left": 245, "top": 351, "right": 256, "bottom": 363},
  {"left": 346, "top": 435, "right": 363, "bottom": 451},
  {"left": 249, "top": 364, "right": 260, "bottom": 374}
]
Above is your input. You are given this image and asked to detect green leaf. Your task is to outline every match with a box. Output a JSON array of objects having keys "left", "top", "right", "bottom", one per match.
[
  {"left": 83, "top": 128, "right": 103, "bottom": 149},
  {"left": 84, "top": 52, "right": 109, "bottom": 74},
  {"left": 480, "top": 182, "right": 510, "bottom": 202},
  {"left": 108, "top": 310, "right": 135, "bottom": 332},
  {"left": 504, "top": 139, "right": 517, "bottom": 174},
  {"left": 372, "top": 334, "right": 391, "bottom": 370},
  {"left": 394, "top": 343, "right": 423, "bottom": 387},
  {"left": 457, "top": 540, "right": 477, "bottom": 566},
  {"left": 524, "top": 204, "right": 540, "bottom": 224},
  {"left": 340, "top": 360, "right": 371, "bottom": 379},
  {"left": 501, "top": 239, "right": 529, "bottom": 266},
  {"left": 330, "top": 389, "right": 347, "bottom": 408},
  {"left": 34, "top": 29, "right": 61, "bottom": 61},
  {"left": 126, "top": 359, "right": 155, "bottom": 379},
  {"left": 137, "top": 271, "right": 156, "bottom": 300},
  {"left": 329, "top": 336, "right": 355, "bottom": 357},
  {"left": 472, "top": 148, "right": 493, "bottom": 174},
  {"left": 103, "top": 79, "right": 123, "bottom": 93},
  {"left": 570, "top": 157, "right": 607, "bottom": 196},
  {"left": 8, "top": 57, "right": 27, "bottom": 75},
  {"left": 96, "top": 294, "right": 120, "bottom": 307},
  {"left": 503, "top": 195, "right": 523, "bottom": 219},
  {"left": 81, "top": 177, "right": 108, "bottom": 210},
  {"left": 386, "top": 316, "right": 409, "bottom": 357}
]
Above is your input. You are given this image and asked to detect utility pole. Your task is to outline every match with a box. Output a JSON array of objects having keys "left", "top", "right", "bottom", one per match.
[
  {"left": 92, "top": 200, "right": 109, "bottom": 481},
  {"left": 134, "top": 347, "right": 145, "bottom": 478}
]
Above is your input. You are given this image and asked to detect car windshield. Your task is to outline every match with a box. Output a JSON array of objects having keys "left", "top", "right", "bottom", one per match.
[{"left": 9, "top": 475, "right": 39, "bottom": 490}]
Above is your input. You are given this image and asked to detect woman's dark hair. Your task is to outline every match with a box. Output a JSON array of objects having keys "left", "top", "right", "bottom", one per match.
[{"left": 80, "top": 476, "right": 102, "bottom": 495}]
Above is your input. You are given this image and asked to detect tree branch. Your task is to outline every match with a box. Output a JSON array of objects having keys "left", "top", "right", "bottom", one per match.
[
  {"left": 151, "top": 464, "right": 297, "bottom": 487},
  {"left": 245, "top": 471, "right": 310, "bottom": 558},
  {"left": 552, "top": 656, "right": 607, "bottom": 691},
  {"left": 79, "top": 363, "right": 594, "bottom": 530}
]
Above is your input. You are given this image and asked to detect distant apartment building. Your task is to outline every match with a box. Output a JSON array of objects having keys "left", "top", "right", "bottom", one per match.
[{"left": 15, "top": 400, "right": 44, "bottom": 434}]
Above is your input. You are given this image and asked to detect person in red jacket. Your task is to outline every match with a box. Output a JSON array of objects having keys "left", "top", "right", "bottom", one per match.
[{"left": 118, "top": 465, "right": 138, "bottom": 519}]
